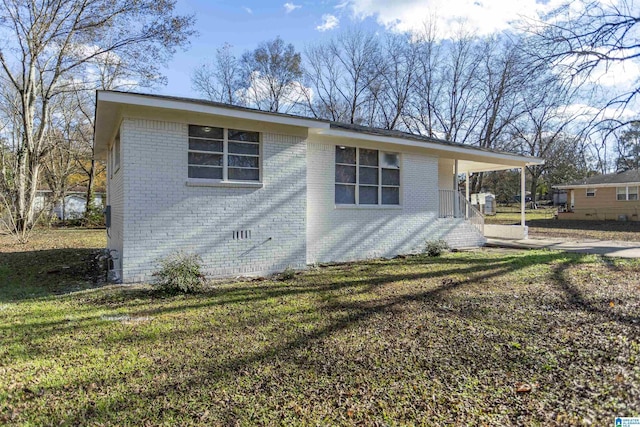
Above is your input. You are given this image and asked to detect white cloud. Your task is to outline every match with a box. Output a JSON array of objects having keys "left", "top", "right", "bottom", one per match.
[
  {"left": 316, "top": 14, "right": 339, "bottom": 32},
  {"left": 284, "top": 2, "right": 301, "bottom": 13},
  {"left": 242, "top": 6, "right": 253, "bottom": 14},
  {"left": 342, "top": 0, "right": 578, "bottom": 39}
]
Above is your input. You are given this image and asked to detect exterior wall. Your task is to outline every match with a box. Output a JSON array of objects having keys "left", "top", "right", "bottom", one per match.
[
  {"left": 119, "top": 118, "right": 307, "bottom": 282},
  {"left": 306, "top": 140, "right": 484, "bottom": 264},
  {"left": 107, "top": 125, "right": 124, "bottom": 277},
  {"left": 438, "top": 158, "right": 454, "bottom": 190},
  {"left": 559, "top": 186, "right": 640, "bottom": 221}
]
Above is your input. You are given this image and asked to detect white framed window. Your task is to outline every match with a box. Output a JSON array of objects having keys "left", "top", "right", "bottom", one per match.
[
  {"left": 617, "top": 186, "right": 639, "bottom": 201},
  {"left": 110, "top": 133, "right": 120, "bottom": 176},
  {"left": 335, "top": 146, "right": 400, "bottom": 205},
  {"left": 188, "top": 125, "right": 260, "bottom": 182},
  {"left": 586, "top": 188, "right": 596, "bottom": 197}
]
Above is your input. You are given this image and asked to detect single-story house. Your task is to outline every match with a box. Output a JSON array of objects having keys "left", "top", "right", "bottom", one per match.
[
  {"left": 35, "top": 189, "right": 105, "bottom": 220},
  {"left": 555, "top": 169, "right": 640, "bottom": 221},
  {"left": 94, "top": 91, "right": 543, "bottom": 283}
]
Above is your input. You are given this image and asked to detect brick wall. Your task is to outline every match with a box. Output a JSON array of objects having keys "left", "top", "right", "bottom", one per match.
[
  {"left": 306, "top": 140, "right": 485, "bottom": 264},
  {"left": 118, "top": 118, "right": 307, "bottom": 282},
  {"left": 106, "top": 126, "right": 124, "bottom": 276}
]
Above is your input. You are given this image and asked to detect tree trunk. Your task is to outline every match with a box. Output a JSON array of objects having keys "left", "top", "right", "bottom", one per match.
[
  {"left": 84, "top": 157, "right": 96, "bottom": 222},
  {"left": 530, "top": 173, "right": 538, "bottom": 209}
]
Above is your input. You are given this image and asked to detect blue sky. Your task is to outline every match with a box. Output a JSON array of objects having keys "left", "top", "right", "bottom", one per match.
[
  {"left": 160, "top": 0, "right": 368, "bottom": 97},
  {"left": 159, "top": 0, "right": 615, "bottom": 98}
]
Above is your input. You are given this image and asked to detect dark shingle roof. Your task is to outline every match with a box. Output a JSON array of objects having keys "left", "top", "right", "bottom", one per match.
[
  {"left": 102, "top": 91, "right": 540, "bottom": 162},
  {"left": 562, "top": 169, "right": 640, "bottom": 186}
]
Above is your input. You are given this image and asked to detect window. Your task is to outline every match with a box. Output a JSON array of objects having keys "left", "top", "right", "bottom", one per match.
[
  {"left": 335, "top": 146, "right": 400, "bottom": 205},
  {"left": 617, "top": 186, "right": 639, "bottom": 201},
  {"left": 188, "top": 125, "right": 260, "bottom": 181},
  {"left": 111, "top": 133, "right": 120, "bottom": 176},
  {"left": 586, "top": 188, "right": 596, "bottom": 197}
]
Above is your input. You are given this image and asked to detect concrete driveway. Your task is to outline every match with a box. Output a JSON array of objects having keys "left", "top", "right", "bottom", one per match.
[{"left": 486, "top": 237, "right": 640, "bottom": 258}]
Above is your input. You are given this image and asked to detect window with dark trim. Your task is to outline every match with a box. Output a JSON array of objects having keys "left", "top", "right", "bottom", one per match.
[
  {"left": 335, "top": 146, "right": 400, "bottom": 205},
  {"left": 188, "top": 125, "right": 260, "bottom": 181}
]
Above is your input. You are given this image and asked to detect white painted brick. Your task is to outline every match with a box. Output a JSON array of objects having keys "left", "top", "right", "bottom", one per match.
[{"left": 107, "top": 117, "right": 485, "bottom": 283}]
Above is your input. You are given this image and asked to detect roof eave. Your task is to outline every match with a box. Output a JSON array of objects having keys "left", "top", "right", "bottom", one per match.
[
  {"left": 311, "top": 127, "right": 543, "bottom": 169},
  {"left": 554, "top": 182, "right": 640, "bottom": 189}
]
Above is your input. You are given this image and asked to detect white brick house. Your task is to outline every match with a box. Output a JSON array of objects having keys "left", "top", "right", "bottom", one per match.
[{"left": 94, "top": 91, "right": 542, "bottom": 283}]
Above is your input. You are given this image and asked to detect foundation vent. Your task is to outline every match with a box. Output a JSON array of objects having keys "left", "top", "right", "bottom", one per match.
[{"left": 233, "top": 230, "right": 252, "bottom": 240}]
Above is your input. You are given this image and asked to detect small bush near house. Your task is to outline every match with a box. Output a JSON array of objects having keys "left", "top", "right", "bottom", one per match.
[
  {"left": 83, "top": 204, "right": 106, "bottom": 227},
  {"left": 152, "top": 252, "right": 205, "bottom": 293},
  {"left": 425, "top": 239, "right": 449, "bottom": 257},
  {"left": 279, "top": 266, "right": 296, "bottom": 280}
]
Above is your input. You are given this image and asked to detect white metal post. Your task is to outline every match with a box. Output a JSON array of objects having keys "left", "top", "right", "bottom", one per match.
[
  {"left": 454, "top": 160, "right": 459, "bottom": 217},
  {"left": 465, "top": 171, "right": 470, "bottom": 218},
  {"left": 521, "top": 166, "right": 526, "bottom": 227}
]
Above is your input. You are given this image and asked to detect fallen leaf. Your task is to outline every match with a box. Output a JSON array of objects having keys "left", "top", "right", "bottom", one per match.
[{"left": 515, "top": 382, "right": 532, "bottom": 393}]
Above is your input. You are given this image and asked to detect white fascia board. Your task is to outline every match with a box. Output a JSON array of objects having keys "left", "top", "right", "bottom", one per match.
[
  {"left": 554, "top": 182, "right": 640, "bottom": 189},
  {"left": 97, "top": 91, "right": 331, "bottom": 130},
  {"left": 314, "top": 128, "right": 543, "bottom": 167}
]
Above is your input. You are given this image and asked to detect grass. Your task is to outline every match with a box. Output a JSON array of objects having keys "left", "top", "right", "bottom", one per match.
[
  {"left": 486, "top": 206, "right": 640, "bottom": 241},
  {"left": 1, "top": 230, "right": 640, "bottom": 425}
]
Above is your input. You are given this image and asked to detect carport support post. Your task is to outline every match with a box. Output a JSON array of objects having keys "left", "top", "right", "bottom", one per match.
[
  {"left": 520, "top": 166, "right": 526, "bottom": 227},
  {"left": 453, "top": 160, "right": 459, "bottom": 217},
  {"left": 465, "top": 171, "right": 470, "bottom": 218}
]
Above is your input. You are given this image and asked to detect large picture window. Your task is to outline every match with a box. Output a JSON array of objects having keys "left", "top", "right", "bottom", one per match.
[
  {"left": 335, "top": 146, "right": 400, "bottom": 205},
  {"left": 188, "top": 125, "right": 260, "bottom": 181}
]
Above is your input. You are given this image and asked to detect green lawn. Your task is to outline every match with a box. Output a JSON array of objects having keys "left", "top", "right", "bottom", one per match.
[
  {"left": 486, "top": 206, "right": 640, "bottom": 241},
  {"left": 1, "top": 230, "right": 639, "bottom": 425}
]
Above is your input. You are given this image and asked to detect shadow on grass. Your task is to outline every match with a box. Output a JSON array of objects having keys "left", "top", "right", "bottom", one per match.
[
  {"left": 4, "top": 247, "right": 640, "bottom": 424},
  {"left": 0, "top": 247, "right": 105, "bottom": 303},
  {"left": 64, "top": 250, "right": 640, "bottom": 424}
]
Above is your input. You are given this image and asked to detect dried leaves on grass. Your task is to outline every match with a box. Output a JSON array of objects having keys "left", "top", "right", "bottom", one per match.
[{"left": 1, "top": 230, "right": 639, "bottom": 426}]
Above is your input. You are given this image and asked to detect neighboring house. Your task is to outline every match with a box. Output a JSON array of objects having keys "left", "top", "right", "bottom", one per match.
[
  {"left": 94, "top": 91, "right": 543, "bottom": 283},
  {"left": 555, "top": 169, "right": 640, "bottom": 221},
  {"left": 35, "top": 190, "right": 105, "bottom": 220}
]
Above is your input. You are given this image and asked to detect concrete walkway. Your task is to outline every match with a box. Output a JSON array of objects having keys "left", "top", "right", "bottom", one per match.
[{"left": 485, "top": 237, "right": 640, "bottom": 258}]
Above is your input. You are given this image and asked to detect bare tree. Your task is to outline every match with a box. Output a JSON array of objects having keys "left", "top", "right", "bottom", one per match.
[
  {"left": 369, "top": 34, "right": 418, "bottom": 130},
  {"left": 239, "top": 37, "right": 303, "bottom": 113},
  {"left": 304, "top": 28, "right": 382, "bottom": 124},
  {"left": 192, "top": 43, "right": 242, "bottom": 104},
  {"left": 528, "top": 0, "right": 640, "bottom": 128},
  {"left": 508, "top": 75, "right": 585, "bottom": 204},
  {"left": 0, "top": 0, "right": 195, "bottom": 241},
  {"left": 406, "top": 21, "right": 443, "bottom": 138},
  {"left": 470, "top": 37, "right": 529, "bottom": 192},
  {"left": 615, "top": 121, "right": 640, "bottom": 171}
]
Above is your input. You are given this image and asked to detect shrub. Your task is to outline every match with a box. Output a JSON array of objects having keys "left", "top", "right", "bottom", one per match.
[
  {"left": 83, "top": 204, "right": 105, "bottom": 227},
  {"left": 279, "top": 266, "right": 296, "bottom": 281},
  {"left": 152, "top": 252, "right": 205, "bottom": 293},
  {"left": 425, "top": 239, "right": 449, "bottom": 257}
]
